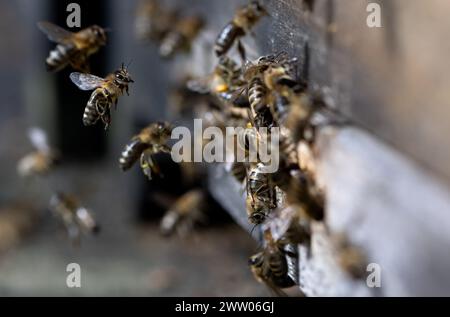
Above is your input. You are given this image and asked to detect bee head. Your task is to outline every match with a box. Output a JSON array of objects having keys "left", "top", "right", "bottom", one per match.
[
  {"left": 115, "top": 64, "right": 134, "bottom": 85},
  {"left": 91, "top": 25, "right": 107, "bottom": 45},
  {"left": 154, "top": 121, "right": 174, "bottom": 138}
]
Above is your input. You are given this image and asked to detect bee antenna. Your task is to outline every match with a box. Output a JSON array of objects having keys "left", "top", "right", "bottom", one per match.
[{"left": 126, "top": 59, "right": 133, "bottom": 69}]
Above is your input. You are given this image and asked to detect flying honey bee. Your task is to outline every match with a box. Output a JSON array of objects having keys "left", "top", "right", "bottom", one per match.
[
  {"left": 17, "top": 128, "right": 58, "bottom": 177},
  {"left": 135, "top": 0, "right": 179, "bottom": 41},
  {"left": 159, "top": 15, "right": 204, "bottom": 58},
  {"left": 49, "top": 193, "right": 100, "bottom": 245},
  {"left": 119, "top": 121, "right": 173, "bottom": 180},
  {"left": 160, "top": 189, "right": 206, "bottom": 237},
  {"left": 37, "top": 21, "right": 107, "bottom": 73},
  {"left": 249, "top": 229, "right": 297, "bottom": 296},
  {"left": 215, "top": 0, "right": 267, "bottom": 61},
  {"left": 246, "top": 162, "right": 277, "bottom": 225},
  {"left": 70, "top": 64, "right": 134, "bottom": 129}
]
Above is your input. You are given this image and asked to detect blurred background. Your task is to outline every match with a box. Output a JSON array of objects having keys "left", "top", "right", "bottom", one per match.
[{"left": 0, "top": 0, "right": 268, "bottom": 296}]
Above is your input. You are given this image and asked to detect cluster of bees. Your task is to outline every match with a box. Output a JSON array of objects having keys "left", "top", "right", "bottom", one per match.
[{"left": 14, "top": 0, "right": 364, "bottom": 295}]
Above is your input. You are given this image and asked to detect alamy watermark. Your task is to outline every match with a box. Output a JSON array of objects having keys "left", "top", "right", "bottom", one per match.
[
  {"left": 66, "top": 263, "right": 81, "bottom": 288},
  {"left": 366, "top": 263, "right": 381, "bottom": 288},
  {"left": 66, "top": 3, "right": 81, "bottom": 28},
  {"left": 170, "top": 119, "right": 280, "bottom": 173},
  {"left": 366, "top": 2, "right": 382, "bottom": 28}
]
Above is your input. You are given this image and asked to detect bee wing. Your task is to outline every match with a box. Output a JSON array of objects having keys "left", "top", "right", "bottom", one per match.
[
  {"left": 70, "top": 72, "right": 105, "bottom": 91},
  {"left": 37, "top": 21, "right": 73, "bottom": 44},
  {"left": 28, "top": 127, "right": 50, "bottom": 153}
]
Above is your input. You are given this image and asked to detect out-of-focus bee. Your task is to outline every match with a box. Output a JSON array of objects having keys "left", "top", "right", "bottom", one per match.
[
  {"left": 333, "top": 234, "right": 367, "bottom": 279},
  {"left": 17, "top": 128, "right": 58, "bottom": 177},
  {"left": 246, "top": 163, "right": 277, "bottom": 225},
  {"left": 70, "top": 64, "right": 134, "bottom": 129},
  {"left": 49, "top": 193, "right": 100, "bottom": 245},
  {"left": 0, "top": 203, "right": 39, "bottom": 253},
  {"left": 160, "top": 189, "right": 206, "bottom": 237},
  {"left": 283, "top": 169, "right": 324, "bottom": 221},
  {"left": 284, "top": 92, "right": 325, "bottom": 144},
  {"left": 249, "top": 229, "right": 297, "bottom": 296},
  {"left": 215, "top": 0, "right": 267, "bottom": 61},
  {"left": 265, "top": 205, "right": 311, "bottom": 248},
  {"left": 159, "top": 15, "right": 204, "bottom": 58},
  {"left": 119, "top": 121, "right": 173, "bottom": 180},
  {"left": 37, "top": 21, "right": 107, "bottom": 73},
  {"left": 135, "top": 0, "right": 178, "bottom": 41},
  {"left": 187, "top": 56, "right": 244, "bottom": 103},
  {"left": 230, "top": 161, "right": 247, "bottom": 184}
]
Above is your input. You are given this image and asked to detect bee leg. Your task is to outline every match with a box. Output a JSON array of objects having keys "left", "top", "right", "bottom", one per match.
[
  {"left": 126, "top": 86, "right": 129, "bottom": 96},
  {"left": 157, "top": 144, "right": 171, "bottom": 153},
  {"left": 140, "top": 152, "right": 161, "bottom": 180}
]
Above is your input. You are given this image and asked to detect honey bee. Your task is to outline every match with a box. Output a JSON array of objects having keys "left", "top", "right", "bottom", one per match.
[
  {"left": 249, "top": 229, "right": 297, "bottom": 296},
  {"left": 265, "top": 205, "right": 311, "bottom": 249},
  {"left": 70, "top": 64, "right": 134, "bottom": 129},
  {"left": 284, "top": 92, "right": 326, "bottom": 145},
  {"left": 215, "top": 0, "right": 267, "bottom": 61},
  {"left": 37, "top": 21, "right": 107, "bottom": 73},
  {"left": 246, "top": 162, "right": 277, "bottom": 225},
  {"left": 242, "top": 52, "right": 303, "bottom": 128},
  {"left": 135, "top": 0, "right": 178, "bottom": 41},
  {"left": 17, "top": 128, "right": 58, "bottom": 177},
  {"left": 159, "top": 15, "right": 204, "bottom": 58},
  {"left": 238, "top": 56, "right": 280, "bottom": 128},
  {"left": 49, "top": 193, "right": 100, "bottom": 245},
  {"left": 283, "top": 169, "right": 324, "bottom": 221},
  {"left": 333, "top": 234, "right": 367, "bottom": 279},
  {"left": 187, "top": 56, "right": 244, "bottom": 103},
  {"left": 160, "top": 189, "right": 206, "bottom": 237},
  {"left": 119, "top": 121, "right": 173, "bottom": 180}
]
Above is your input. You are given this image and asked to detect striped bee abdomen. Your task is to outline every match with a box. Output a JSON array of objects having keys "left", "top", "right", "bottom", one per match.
[
  {"left": 83, "top": 92, "right": 102, "bottom": 126},
  {"left": 119, "top": 138, "right": 150, "bottom": 171},
  {"left": 248, "top": 77, "right": 266, "bottom": 111},
  {"left": 214, "top": 23, "right": 244, "bottom": 57},
  {"left": 46, "top": 43, "right": 76, "bottom": 72}
]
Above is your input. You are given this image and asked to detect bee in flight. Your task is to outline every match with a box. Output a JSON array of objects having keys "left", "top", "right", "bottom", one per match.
[
  {"left": 17, "top": 128, "right": 58, "bottom": 177},
  {"left": 37, "top": 21, "right": 107, "bottom": 73},
  {"left": 135, "top": 0, "right": 179, "bottom": 42},
  {"left": 49, "top": 192, "right": 100, "bottom": 246},
  {"left": 215, "top": 0, "right": 267, "bottom": 61},
  {"left": 160, "top": 189, "right": 207, "bottom": 237},
  {"left": 70, "top": 64, "right": 134, "bottom": 129},
  {"left": 119, "top": 121, "right": 173, "bottom": 180},
  {"left": 159, "top": 15, "right": 204, "bottom": 58}
]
